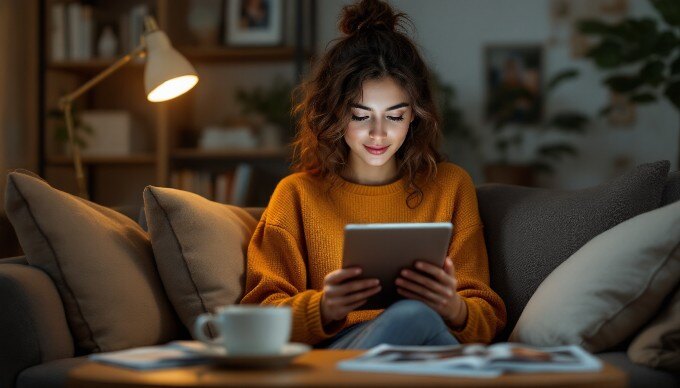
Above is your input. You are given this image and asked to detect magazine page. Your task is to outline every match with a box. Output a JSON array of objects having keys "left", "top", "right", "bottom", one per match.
[
  {"left": 485, "top": 343, "right": 603, "bottom": 373},
  {"left": 337, "top": 344, "right": 502, "bottom": 378},
  {"left": 89, "top": 342, "right": 211, "bottom": 370},
  {"left": 337, "top": 343, "right": 602, "bottom": 377}
]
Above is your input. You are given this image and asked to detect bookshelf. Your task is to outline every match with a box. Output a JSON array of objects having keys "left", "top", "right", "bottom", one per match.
[{"left": 39, "top": 0, "right": 316, "bottom": 208}]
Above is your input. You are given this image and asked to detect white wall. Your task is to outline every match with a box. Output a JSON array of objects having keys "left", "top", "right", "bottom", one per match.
[{"left": 316, "top": 0, "right": 678, "bottom": 187}]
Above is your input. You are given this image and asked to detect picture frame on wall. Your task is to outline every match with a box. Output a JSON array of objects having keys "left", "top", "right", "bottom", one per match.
[
  {"left": 485, "top": 44, "right": 543, "bottom": 125},
  {"left": 224, "top": 0, "right": 284, "bottom": 46}
]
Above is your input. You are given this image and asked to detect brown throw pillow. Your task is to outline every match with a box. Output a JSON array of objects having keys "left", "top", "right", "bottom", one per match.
[
  {"left": 628, "top": 285, "right": 680, "bottom": 372},
  {"left": 4, "top": 170, "right": 181, "bottom": 352},
  {"left": 143, "top": 186, "right": 258, "bottom": 335}
]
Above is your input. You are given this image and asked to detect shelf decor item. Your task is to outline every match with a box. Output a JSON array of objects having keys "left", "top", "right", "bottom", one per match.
[
  {"left": 225, "top": 0, "right": 283, "bottom": 46},
  {"left": 59, "top": 16, "right": 199, "bottom": 199},
  {"left": 188, "top": 0, "right": 222, "bottom": 46}
]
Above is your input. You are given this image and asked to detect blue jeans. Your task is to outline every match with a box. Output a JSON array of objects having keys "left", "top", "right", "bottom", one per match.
[{"left": 318, "top": 300, "right": 460, "bottom": 349}]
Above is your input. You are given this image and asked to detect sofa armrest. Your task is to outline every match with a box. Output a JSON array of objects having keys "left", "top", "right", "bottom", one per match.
[{"left": 0, "top": 263, "right": 74, "bottom": 388}]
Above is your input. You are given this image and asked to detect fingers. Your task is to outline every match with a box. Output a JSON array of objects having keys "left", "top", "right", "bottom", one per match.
[
  {"left": 334, "top": 285, "right": 381, "bottom": 306},
  {"left": 414, "top": 258, "right": 457, "bottom": 289},
  {"left": 444, "top": 257, "right": 454, "bottom": 272},
  {"left": 400, "top": 268, "right": 453, "bottom": 298},
  {"left": 397, "top": 287, "right": 439, "bottom": 309},
  {"left": 396, "top": 277, "right": 447, "bottom": 305},
  {"left": 325, "top": 267, "right": 362, "bottom": 285},
  {"left": 325, "top": 278, "right": 380, "bottom": 297}
]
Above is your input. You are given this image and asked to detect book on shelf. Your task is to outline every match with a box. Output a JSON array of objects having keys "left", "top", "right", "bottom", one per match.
[
  {"left": 49, "top": 2, "right": 150, "bottom": 62},
  {"left": 170, "top": 164, "right": 253, "bottom": 205},
  {"left": 50, "top": 3, "right": 67, "bottom": 61},
  {"left": 230, "top": 163, "right": 253, "bottom": 207},
  {"left": 337, "top": 343, "right": 603, "bottom": 378}
]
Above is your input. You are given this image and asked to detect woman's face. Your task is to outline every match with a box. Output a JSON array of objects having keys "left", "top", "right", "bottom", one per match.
[{"left": 343, "top": 77, "right": 414, "bottom": 184}]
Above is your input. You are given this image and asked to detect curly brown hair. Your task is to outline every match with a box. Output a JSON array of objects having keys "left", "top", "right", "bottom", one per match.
[{"left": 290, "top": 0, "right": 445, "bottom": 207}]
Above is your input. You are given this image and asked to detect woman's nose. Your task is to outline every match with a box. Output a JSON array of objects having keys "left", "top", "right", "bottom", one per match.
[{"left": 369, "top": 120, "right": 387, "bottom": 140}]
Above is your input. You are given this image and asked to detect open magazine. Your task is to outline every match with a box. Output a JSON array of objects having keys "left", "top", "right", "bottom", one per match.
[{"left": 337, "top": 343, "right": 603, "bottom": 378}]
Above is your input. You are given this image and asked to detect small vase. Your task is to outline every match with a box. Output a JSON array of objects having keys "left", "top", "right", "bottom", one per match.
[{"left": 97, "top": 26, "right": 118, "bottom": 58}]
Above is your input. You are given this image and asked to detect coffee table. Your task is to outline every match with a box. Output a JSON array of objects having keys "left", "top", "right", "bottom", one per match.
[{"left": 67, "top": 350, "right": 627, "bottom": 388}]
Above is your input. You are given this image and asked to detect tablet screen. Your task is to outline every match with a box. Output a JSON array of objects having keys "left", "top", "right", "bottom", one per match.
[{"left": 342, "top": 222, "right": 453, "bottom": 310}]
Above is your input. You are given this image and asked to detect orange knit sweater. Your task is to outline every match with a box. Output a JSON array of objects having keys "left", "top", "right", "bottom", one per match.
[{"left": 240, "top": 162, "right": 506, "bottom": 345}]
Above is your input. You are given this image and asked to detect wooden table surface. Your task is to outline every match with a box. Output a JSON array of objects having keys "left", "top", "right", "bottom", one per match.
[{"left": 67, "top": 349, "right": 628, "bottom": 388}]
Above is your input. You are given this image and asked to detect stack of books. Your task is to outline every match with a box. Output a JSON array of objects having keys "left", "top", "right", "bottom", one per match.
[
  {"left": 170, "top": 164, "right": 254, "bottom": 206},
  {"left": 50, "top": 2, "right": 149, "bottom": 61}
]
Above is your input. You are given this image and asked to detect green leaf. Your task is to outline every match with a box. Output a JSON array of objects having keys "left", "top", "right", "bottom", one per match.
[
  {"left": 664, "top": 81, "right": 680, "bottom": 110},
  {"left": 586, "top": 40, "right": 624, "bottom": 69},
  {"left": 630, "top": 93, "right": 658, "bottom": 103},
  {"left": 651, "top": 0, "right": 680, "bottom": 27},
  {"left": 604, "top": 75, "right": 643, "bottom": 93},
  {"left": 639, "top": 60, "right": 665, "bottom": 87},
  {"left": 654, "top": 31, "right": 679, "bottom": 57},
  {"left": 548, "top": 112, "right": 589, "bottom": 132},
  {"left": 546, "top": 69, "right": 579, "bottom": 93}
]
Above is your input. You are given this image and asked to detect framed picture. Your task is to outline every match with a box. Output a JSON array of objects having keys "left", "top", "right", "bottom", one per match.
[
  {"left": 485, "top": 44, "right": 543, "bottom": 124},
  {"left": 225, "top": 0, "right": 283, "bottom": 46}
]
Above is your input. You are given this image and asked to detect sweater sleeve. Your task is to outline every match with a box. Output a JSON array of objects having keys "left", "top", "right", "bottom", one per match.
[
  {"left": 240, "top": 219, "right": 346, "bottom": 345},
  {"left": 449, "top": 224, "right": 507, "bottom": 343},
  {"left": 446, "top": 170, "right": 507, "bottom": 343}
]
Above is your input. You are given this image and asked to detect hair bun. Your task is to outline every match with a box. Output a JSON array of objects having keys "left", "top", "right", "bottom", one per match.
[{"left": 339, "top": 0, "right": 402, "bottom": 36}]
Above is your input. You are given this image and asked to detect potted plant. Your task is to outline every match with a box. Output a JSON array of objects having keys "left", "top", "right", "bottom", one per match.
[
  {"left": 577, "top": 0, "right": 680, "bottom": 165},
  {"left": 235, "top": 76, "right": 293, "bottom": 148},
  {"left": 430, "top": 72, "right": 477, "bottom": 149},
  {"left": 484, "top": 68, "right": 590, "bottom": 186},
  {"left": 47, "top": 107, "right": 93, "bottom": 155}
]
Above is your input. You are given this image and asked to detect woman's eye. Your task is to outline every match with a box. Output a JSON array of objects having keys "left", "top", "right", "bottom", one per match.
[
  {"left": 351, "top": 115, "right": 369, "bottom": 121},
  {"left": 388, "top": 116, "right": 405, "bottom": 121}
]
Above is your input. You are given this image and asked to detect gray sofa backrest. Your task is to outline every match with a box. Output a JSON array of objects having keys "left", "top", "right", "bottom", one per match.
[
  {"left": 662, "top": 171, "right": 680, "bottom": 206},
  {"left": 477, "top": 161, "right": 672, "bottom": 341}
]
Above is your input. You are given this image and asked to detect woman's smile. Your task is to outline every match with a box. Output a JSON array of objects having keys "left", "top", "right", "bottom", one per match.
[{"left": 364, "top": 145, "right": 389, "bottom": 155}]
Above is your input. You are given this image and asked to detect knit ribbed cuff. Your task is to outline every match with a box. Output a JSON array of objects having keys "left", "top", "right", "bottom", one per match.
[
  {"left": 451, "top": 298, "right": 484, "bottom": 343},
  {"left": 306, "top": 291, "right": 347, "bottom": 342}
]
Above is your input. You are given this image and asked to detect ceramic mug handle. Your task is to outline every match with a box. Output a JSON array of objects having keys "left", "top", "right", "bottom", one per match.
[{"left": 193, "top": 313, "right": 222, "bottom": 346}]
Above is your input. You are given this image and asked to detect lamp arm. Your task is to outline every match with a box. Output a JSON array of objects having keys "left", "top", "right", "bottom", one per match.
[
  {"left": 59, "top": 44, "right": 146, "bottom": 107},
  {"left": 57, "top": 43, "right": 145, "bottom": 200}
]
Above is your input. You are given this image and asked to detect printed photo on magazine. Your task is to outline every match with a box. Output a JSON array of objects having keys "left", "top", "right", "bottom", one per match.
[{"left": 337, "top": 342, "right": 603, "bottom": 378}]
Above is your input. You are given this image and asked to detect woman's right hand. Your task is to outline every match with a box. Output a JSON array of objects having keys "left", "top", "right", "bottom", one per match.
[{"left": 320, "top": 267, "right": 381, "bottom": 326}]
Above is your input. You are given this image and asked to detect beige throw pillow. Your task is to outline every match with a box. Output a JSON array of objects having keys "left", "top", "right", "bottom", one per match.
[
  {"left": 509, "top": 200, "right": 680, "bottom": 352},
  {"left": 628, "top": 285, "right": 680, "bottom": 372},
  {"left": 4, "top": 171, "right": 181, "bottom": 352},
  {"left": 143, "top": 186, "right": 258, "bottom": 335}
]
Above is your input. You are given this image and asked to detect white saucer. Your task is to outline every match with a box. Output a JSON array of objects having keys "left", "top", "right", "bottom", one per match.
[{"left": 176, "top": 342, "right": 311, "bottom": 369}]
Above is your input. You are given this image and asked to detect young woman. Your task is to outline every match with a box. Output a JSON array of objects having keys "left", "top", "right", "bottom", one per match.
[{"left": 241, "top": 0, "right": 506, "bottom": 349}]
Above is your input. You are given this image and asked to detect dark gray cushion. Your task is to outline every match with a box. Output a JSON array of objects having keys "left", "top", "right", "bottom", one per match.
[
  {"left": 16, "top": 356, "right": 89, "bottom": 388},
  {"left": 0, "top": 264, "right": 74, "bottom": 388},
  {"left": 477, "top": 160, "right": 670, "bottom": 341},
  {"left": 662, "top": 171, "right": 680, "bottom": 206},
  {"left": 598, "top": 351, "right": 680, "bottom": 388}
]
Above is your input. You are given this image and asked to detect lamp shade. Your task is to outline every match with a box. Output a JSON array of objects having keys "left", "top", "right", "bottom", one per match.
[{"left": 144, "top": 30, "right": 198, "bottom": 102}]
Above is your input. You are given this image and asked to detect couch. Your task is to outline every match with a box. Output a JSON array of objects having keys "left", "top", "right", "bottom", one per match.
[{"left": 1, "top": 162, "right": 679, "bottom": 388}]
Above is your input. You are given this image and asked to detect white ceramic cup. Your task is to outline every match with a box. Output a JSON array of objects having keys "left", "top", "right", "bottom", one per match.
[{"left": 193, "top": 305, "right": 292, "bottom": 356}]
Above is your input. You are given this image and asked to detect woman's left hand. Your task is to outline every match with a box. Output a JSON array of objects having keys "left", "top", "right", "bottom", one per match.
[{"left": 395, "top": 256, "right": 468, "bottom": 328}]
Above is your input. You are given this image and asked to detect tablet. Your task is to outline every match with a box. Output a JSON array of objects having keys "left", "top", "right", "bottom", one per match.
[{"left": 341, "top": 222, "right": 453, "bottom": 310}]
